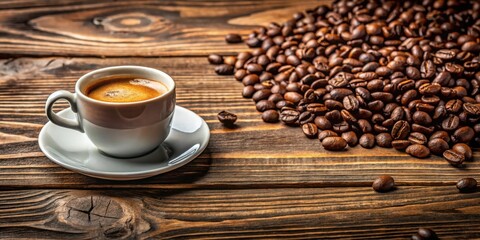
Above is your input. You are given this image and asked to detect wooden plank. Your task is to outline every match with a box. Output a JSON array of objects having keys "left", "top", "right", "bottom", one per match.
[
  {"left": 0, "top": 187, "right": 478, "bottom": 239},
  {"left": 0, "top": 57, "right": 479, "bottom": 188},
  {"left": 0, "top": 0, "right": 326, "bottom": 57}
]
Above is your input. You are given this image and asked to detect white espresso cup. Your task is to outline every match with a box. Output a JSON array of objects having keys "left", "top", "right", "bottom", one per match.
[{"left": 45, "top": 66, "right": 176, "bottom": 158}]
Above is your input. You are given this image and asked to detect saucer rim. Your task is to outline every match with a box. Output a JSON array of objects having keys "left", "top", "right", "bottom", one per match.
[{"left": 38, "top": 105, "right": 210, "bottom": 180}]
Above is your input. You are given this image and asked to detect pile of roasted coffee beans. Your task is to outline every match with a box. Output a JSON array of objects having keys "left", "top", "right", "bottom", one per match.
[{"left": 209, "top": 0, "right": 480, "bottom": 166}]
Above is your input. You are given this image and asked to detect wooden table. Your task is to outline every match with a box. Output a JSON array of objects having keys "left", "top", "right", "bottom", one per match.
[{"left": 0, "top": 0, "right": 479, "bottom": 239}]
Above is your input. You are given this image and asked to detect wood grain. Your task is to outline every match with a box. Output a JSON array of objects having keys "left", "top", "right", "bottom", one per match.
[
  {"left": 0, "top": 187, "right": 478, "bottom": 239},
  {"left": 0, "top": 0, "right": 326, "bottom": 57},
  {"left": 0, "top": 57, "right": 479, "bottom": 188}
]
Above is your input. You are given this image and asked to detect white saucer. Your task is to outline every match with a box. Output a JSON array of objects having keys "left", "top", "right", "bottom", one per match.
[{"left": 38, "top": 105, "right": 210, "bottom": 180}]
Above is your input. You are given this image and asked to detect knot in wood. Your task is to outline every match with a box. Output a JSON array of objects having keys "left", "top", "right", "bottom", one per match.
[
  {"left": 93, "top": 12, "right": 172, "bottom": 33},
  {"left": 58, "top": 195, "right": 135, "bottom": 239}
]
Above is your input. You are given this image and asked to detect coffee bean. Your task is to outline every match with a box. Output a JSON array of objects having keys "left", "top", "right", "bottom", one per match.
[
  {"left": 341, "top": 131, "right": 358, "bottom": 147},
  {"left": 302, "top": 123, "right": 318, "bottom": 138},
  {"left": 242, "top": 74, "right": 259, "bottom": 86},
  {"left": 359, "top": 133, "right": 375, "bottom": 149},
  {"left": 442, "top": 114, "right": 460, "bottom": 131},
  {"left": 408, "top": 132, "right": 427, "bottom": 145},
  {"left": 456, "top": 178, "right": 477, "bottom": 193},
  {"left": 412, "top": 111, "right": 432, "bottom": 125},
  {"left": 432, "top": 71, "right": 451, "bottom": 86},
  {"left": 452, "top": 143, "right": 473, "bottom": 160},
  {"left": 391, "top": 120, "right": 410, "bottom": 140},
  {"left": 392, "top": 140, "right": 411, "bottom": 151},
  {"left": 215, "top": 64, "right": 234, "bottom": 75},
  {"left": 208, "top": 54, "right": 223, "bottom": 64},
  {"left": 420, "top": 60, "right": 435, "bottom": 78},
  {"left": 443, "top": 149, "right": 465, "bottom": 166},
  {"left": 343, "top": 95, "right": 359, "bottom": 112},
  {"left": 284, "top": 92, "right": 303, "bottom": 104},
  {"left": 452, "top": 126, "right": 475, "bottom": 143},
  {"left": 430, "top": 131, "right": 450, "bottom": 143},
  {"left": 217, "top": 111, "right": 237, "bottom": 126},
  {"left": 262, "top": 110, "right": 279, "bottom": 123},
  {"left": 318, "top": 130, "right": 338, "bottom": 142},
  {"left": 223, "top": 56, "right": 237, "bottom": 66},
  {"left": 428, "top": 138, "right": 449, "bottom": 155},
  {"left": 463, "top": 103, "right": 480, "bottom": 116},
  {"left": 280, "top": 109, "right": 300, "bottom": 124},
  {"left": 314, "top": 116, "right": 332, "bottom": 130},
  {"left": 252, "top": 89, "right": 271, "bottom": 102},
  {"left": 417, "top": 228, "right": 438, "bottom": 240},
  {"left": 322, "top": 136, "right": 347, "bottom": 151},
  {"left": 406, "top": 144, "right": 430, "bottom": 158},
  {"left": 372, "top": 175, "right": 395, "bottom": 192},
  {"left": 256, "top": 100, "right": 276, "bottom": 112},
  {"left": 225, "top": 33, "right": 242, "bottom": 43},
  {"left": 376, "top": 133, "right": 393, "bottom": 148},
  {"left": 246, "top": 63, "right": 263, "bottom": 74}
]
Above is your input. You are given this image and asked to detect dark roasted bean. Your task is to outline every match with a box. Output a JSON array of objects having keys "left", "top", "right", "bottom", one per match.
[
  {"left": 376, "top": 133, "right": 393, "bottom": 148},
  {"left": 217, "top": 111, "right": 237, "bottom": 126},
  {"left": 443, "top": 149, "right": 465, "bottom": 166},
  {"left": 262, "top": 110, "right": 279, "bottom": 123},
  {"left": 392, "top": 140, "right": 411, "bottom": 151},
  {"left": 456, "top": 178, "right": 477, "bottom": 193},
  {"left": 280, "top": 109, "right": 300, "bottom": 124},
  {"left": 428, "top": 138, "right": 449, "bottom": 155},
  {"left": 341, "top": 131, "right": 358, "bottom": 147},
  {"left": 215, "top": 64, "right": 234, "bottom": 75},
  {"left": 372, "top": 175, "right": 395, "bottom": 192},
  {"left": 406, "top": 144, "right": 430, "bottom": 158},
  {"left": 225, "top": 33, "right": 242, "bottom": 43},
  {"left": 322, "top": 136, "right": 347, "bottom": 151},
  {"left": 302, "top": 123, "right": 318, "bottom": 138}
]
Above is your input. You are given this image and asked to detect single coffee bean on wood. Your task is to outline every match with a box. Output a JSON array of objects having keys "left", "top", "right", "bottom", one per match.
[
  {"left": 225, "top": 33, "right": 242, "bottom": 43},
  {"left": 217, "top": 111, "right": 237, "bottom": 127},
  {"left": 456, "top": 178, "right": 478, "bottom": 193},
  {"left": 372, "top": 175, "right": 395, "bottom": 192},
  {"left": 417, "top": 228, "right": 438, "bottom": 240},
  {"left": 208, "top": 54, "right": 223, "bottom": 64}
]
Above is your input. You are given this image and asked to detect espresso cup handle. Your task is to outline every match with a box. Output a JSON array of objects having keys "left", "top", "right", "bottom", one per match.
[{"left": 45, "top": 90, "right": 84, "bottom": 133}]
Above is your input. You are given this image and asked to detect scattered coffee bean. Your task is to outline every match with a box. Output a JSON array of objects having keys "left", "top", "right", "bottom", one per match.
[
  {"left": 416, "top": 228, "right": 438, "bottom": 240},
  {"left": 318, "top": 130, "right": 338, "bottom": 142},
  {"left": 322, "top": 136, "right": 347, "bottom": 151},
  {"left": 208, "top": 54, "right": 223, "bottom": 64},
  {"left": 225, "top": 33, "right": 242, "bottom": 43},
  {"left": 217, "top": 111, "right": 237, "bottom": 127},
  {"left": 372, "top": 175, "right": 395, "bottom": 192},
  {"left": 456, "top": 178, "right": 477, "bottom": 193}
]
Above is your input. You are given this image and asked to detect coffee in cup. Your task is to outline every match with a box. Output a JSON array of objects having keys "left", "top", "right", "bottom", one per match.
[
  {"left": 85, "top": 76, "right": 168, "bottom": 103},
  {"left": 45, "top": 66, "right": 176, "bottom": 158}
]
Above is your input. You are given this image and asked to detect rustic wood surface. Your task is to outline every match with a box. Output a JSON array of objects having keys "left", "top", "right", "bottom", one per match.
[{"left": 0, "top": 0, "right": 479, "bottom": 239}]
